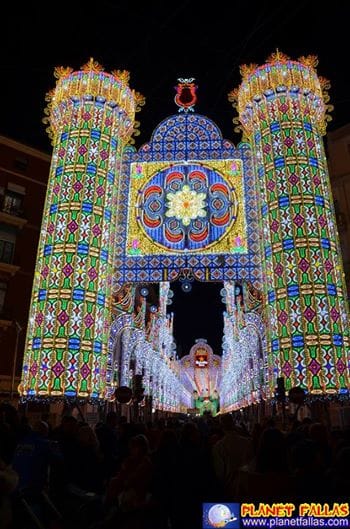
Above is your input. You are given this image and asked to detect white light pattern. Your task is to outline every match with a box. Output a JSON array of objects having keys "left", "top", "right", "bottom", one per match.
[{"left": 108, "top": 282, "right": 266, "bottom": 413}]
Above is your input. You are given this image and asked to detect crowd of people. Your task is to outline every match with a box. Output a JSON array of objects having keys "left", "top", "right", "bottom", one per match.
[{"left": 0, "top": 402, "right": 349, "bottom": 529}]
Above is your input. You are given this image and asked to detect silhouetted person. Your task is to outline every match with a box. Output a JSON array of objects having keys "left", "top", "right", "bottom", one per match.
[
  {"left": 107, "top": 434, "right": 153, "bottom": 509},
  {"left": 0, "top": 456, "right": 18, "bottom": 529},
  {"left": 291, "top": 438, "right": 328, "bottom": 501},
  {"left": 328, "top": 446, "right": 350, "bottom": 500},
  {"left": 152, "top": 429, "right": 179, "bottom": 527},
  {"left": 236, "top": 427, "right": 295, "bottom": 501},
  {"left": 251, "top": 422, "right": 263, "bottom": 455},
  {"left": 309, "top": 422, "right": 332, "bottom": 467},
  {"left": 96, "top": 411, "right": 119, "bottom": 477},
  {"left": 0, "top": 404, "right": 20, "bottom": 465},
  {"left": 174, "top": 422, "right": 211, "bottom": 529},
  {"left": 104, "top": 434, "right": 154, "bottom": 529},
  {"left": 115, "top": 421, "right": 133, "bottom": 470},
  {"left": 212, "top": 413, "right": 252, "bottom": 498},
  {"left": 69, "top": 424, "right": 104, "bottom": 493},
  {"left": 12, "top": 421, "right": 53, "bottom": 493}
]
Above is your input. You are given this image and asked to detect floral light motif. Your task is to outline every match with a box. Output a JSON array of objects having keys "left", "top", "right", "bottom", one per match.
[{"left": 165, "top": 185, "right": 206, "bottom": 226}]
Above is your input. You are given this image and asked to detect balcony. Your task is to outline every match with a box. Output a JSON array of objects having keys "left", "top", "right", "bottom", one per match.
[
  {"left": 0, "top": 307, "right": 13, "bottom": 330},
  {"left": 0, "top": 318, "right": 12, "bottom": 330},
  {"left": 0, "top": 375, "right": 21, "bottom": 398},
  {"left": 0, "top": 210, "right": 27, "bottom": 229},
  {"left": 0, "top": 194, "right": 24, "bottom": 279},
  {"left": 0, "top": 192, "right": 27, "bottom": 229},
  {"left": 0, "top": 228, "right": 20, "bottom": 278},
  {"left": 0, "top": 262, "right": 20, "bottom": 277}
]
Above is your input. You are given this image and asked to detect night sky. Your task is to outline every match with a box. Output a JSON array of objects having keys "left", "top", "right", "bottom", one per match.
[{"left": 2, "top": 1, "right": 350, "bottom": 355}]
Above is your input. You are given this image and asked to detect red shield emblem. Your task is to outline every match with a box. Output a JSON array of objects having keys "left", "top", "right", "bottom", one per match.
[{"left": 174, "top": 78, "right": 197, "bottom": 112}]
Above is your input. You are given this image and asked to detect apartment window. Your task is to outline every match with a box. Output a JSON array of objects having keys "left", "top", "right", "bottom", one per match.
[
  {"left": 0, "top": 226, "right": 16, "bottom": 264},
  {"left": 1, "top": 183, "right": 25, "bottom": 216},
  {"left": 0, "top": 282, "right": 6, "bottom": 314}
]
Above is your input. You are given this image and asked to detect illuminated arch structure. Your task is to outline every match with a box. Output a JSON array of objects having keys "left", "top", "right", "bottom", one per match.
[{"left": 19, "top": 55, "right": 350, "bottom": 413}]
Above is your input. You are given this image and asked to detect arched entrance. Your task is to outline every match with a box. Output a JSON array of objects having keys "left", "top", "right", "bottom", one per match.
[{"left": 109, "top": 96, "right": 265, "bottom": 413}]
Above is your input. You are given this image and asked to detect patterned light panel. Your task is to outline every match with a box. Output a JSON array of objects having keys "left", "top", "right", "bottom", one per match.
[
  {"left": 116, "top": 114, "right": 262, "bottom": 286},
  {"left": 234, "top": 53, "right": 350, "bottom": 395},
  {"left": 127, "top": 160, "right": 246, "bottom": 254},
  {"left": 19, "top": 61, "right": 136, "bottom": 398}
]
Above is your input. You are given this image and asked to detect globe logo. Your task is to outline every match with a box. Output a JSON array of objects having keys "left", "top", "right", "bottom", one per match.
[{"left": 208, "top": 504, "right": 237, "bottom": 527}]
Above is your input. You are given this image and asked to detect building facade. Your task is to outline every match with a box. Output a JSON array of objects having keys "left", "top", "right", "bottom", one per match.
[{"left": 0, "top": 136, "right": 50, "bottom": 397}]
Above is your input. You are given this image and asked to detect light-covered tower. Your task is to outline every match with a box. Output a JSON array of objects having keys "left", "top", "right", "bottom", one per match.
[
  {"left": 19, "top": 59, "right": 141, "bottom": 399},
  {"left": 231, "top": 52, "right": 350, "bottom": 396}
]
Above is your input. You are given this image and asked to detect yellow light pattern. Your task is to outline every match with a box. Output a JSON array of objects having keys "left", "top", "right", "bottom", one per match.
[{"left": 165, "top": 185, "right": 206, "bottom": 226}]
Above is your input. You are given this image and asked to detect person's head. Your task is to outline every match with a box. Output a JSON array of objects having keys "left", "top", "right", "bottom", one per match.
[
  {"left": 106, "top": 411, "right": 118, "bottom": 428},
  {"left": 129, "top": 434, "right": 149, "bottom": 458},
  {"left": 291, "top": 439, "right": 322, "bottom": 472},
  {"left": 301, "top": 417, "right": 312, "bottom": 426},
  {"left": 134, "top": 422, "right": 146, "bottom": 436},
  {"left": 181, "top": 422, "right": 200, "bottom": 445},
  {"left": 41, "top": 412, "right": 50, "bottom": 424},
  {"left": 252, "top": 423, "right": 263, "bottom": 449},
  {"left": 0, "top": 403, "right": 18, "bottom": 428},
  {"left": 334, "top": 446, "right": 350, "bottom": 477},
  {"left": 290, "top": 419, "right": 301, "bottom": 432},
  {"left": 159, "top": 429, "right": 178, "bottom": 450},
  {"left": 61, "top": 415, "right": 78, "bottom": 436},
  {"left": 77, "top": 425, "right": 99, "bottom": 448},
  {"left": 309, "top": 422, "right": 328, "bottom": 445},
  {"left": 117, "top": 421, "right": 132, "bottom": 440},
  {"left": 262, "top": 417, "right": 276, "bottom": 429},
  {"left": 220, "top": 413, "right": 235, "bottom": 432},
  {"left": 33, "top": 420, "right": 49, "bottom": 438},
  {"left": 157, "top": 419, "right": 165, "bottom": 430},
  {"left": 256, "top": 427, "right": 288, "bottom": 474}
]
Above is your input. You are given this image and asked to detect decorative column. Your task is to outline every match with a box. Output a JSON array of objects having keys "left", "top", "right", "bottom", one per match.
[
  {"left": 20, "top": 59, "right": 140, "bottom": 399},
  {"left": 231, "top": 52, "right": 350, "bottom": 396}
]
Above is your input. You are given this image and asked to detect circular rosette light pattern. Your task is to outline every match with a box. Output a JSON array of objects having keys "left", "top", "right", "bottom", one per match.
[{"left": 137, "top": 164, "right": 237, "bottom": 251}]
